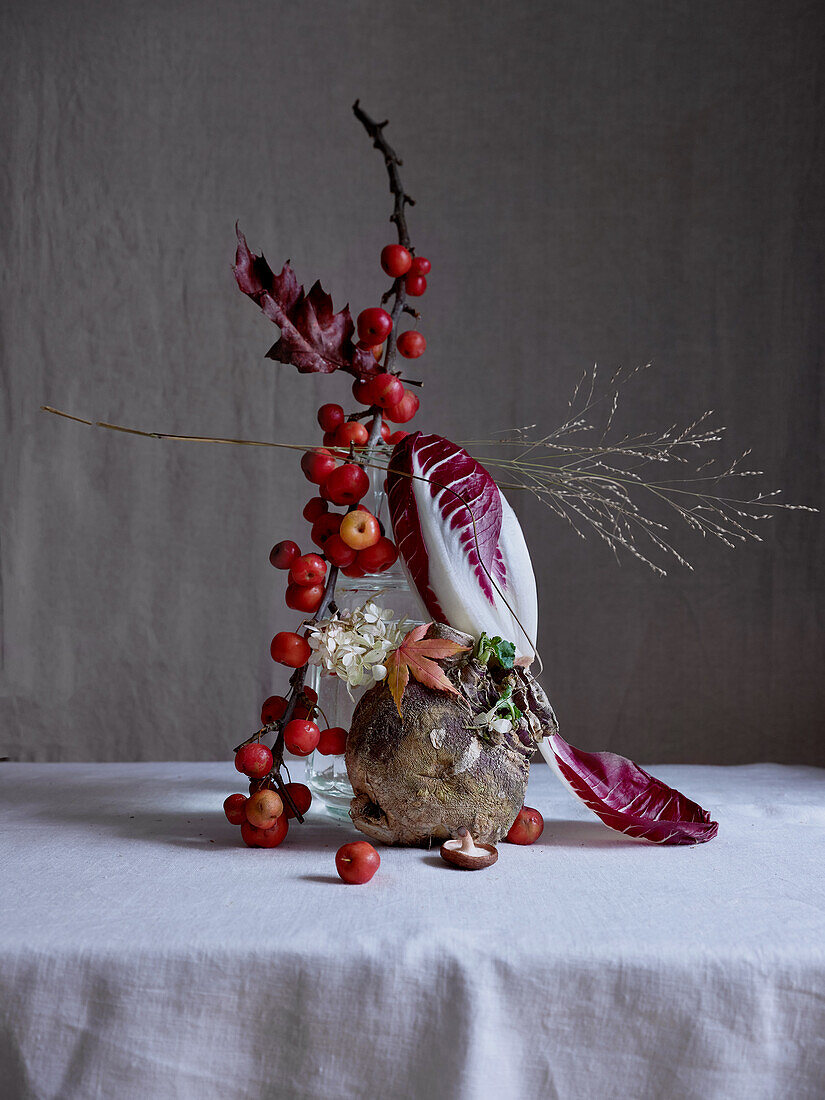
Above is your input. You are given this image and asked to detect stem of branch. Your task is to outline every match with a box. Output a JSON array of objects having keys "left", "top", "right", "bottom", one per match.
[
  {"left": 366, "top": 405, "right": 385, "bottom": 449},
  {"left": 352, "top": 100, "right": 417, "bottom": 375}
]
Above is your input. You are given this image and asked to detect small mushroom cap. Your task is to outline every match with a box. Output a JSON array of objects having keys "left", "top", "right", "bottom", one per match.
[{"left": 440, "top": 827, "right": 498, "bottom": 870}]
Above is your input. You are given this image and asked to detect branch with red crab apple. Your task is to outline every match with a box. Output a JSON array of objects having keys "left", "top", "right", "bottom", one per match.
[{"left": 226, "top": 104, "right": 432, "bottom": 845}]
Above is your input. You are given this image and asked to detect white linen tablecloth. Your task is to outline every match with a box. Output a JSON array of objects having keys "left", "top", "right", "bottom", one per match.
[{"left": 1, "top": 761, "right": 824, "bottom": 1100}]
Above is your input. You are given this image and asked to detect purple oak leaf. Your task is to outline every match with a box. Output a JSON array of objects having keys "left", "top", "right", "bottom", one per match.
[{"left": 233, "top": 226, "right": 378, "bottom": 377}]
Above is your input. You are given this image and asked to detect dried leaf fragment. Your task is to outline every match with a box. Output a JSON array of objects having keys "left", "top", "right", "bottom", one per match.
[{"left": 384, "top": 623, "right": 470, "bottom": 717}]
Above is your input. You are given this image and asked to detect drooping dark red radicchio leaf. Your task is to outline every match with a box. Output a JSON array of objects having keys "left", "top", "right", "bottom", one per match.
[
  {"left": 539, "top": 734, "right": 718, "bottom": 844},
  {"left": 233, "top": 226, "right": 379, "bottom": 377}
]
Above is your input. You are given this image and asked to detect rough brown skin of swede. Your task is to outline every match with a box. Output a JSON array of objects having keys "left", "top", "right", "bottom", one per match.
[{"left": 346, "top": 625, "right": 558, "bottom": 846}]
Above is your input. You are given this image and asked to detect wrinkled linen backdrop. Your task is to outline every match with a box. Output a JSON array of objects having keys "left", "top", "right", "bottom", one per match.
[
  {"left": 2, "top": 0, "right": 823, "bottom": 764},
  {"left": 1, "top": 762, "right": 824, "bottom": 1099}
]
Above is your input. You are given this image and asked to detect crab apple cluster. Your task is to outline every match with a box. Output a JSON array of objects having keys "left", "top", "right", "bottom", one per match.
[
  {"left": 225, "top": 770, "right": 290, "bottom": 848},
  {"left": 351, "top": 376, "right": 419, "bottom": 424},
  {"left": 353, "top": 242, "right": 430, "bottom": 398},
  {"left": 378, "top": 244, "right": 430, "bottom": 293},
  {"left": 271, "top": 366, "right": 409, "bottom": 607},
  {"left": 224, "top": 117, "right": 439, "bottom": 877},
  {"left": 227, "top": 741, "right": 315, "bottom": 846},
  {"left": 228, "top": 242, "right": 428, "bottom": 860}
]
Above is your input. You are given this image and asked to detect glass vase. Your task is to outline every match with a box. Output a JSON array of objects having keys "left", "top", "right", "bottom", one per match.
[{"left": 305, "top": 449, "right": 426, "bottom": 818}]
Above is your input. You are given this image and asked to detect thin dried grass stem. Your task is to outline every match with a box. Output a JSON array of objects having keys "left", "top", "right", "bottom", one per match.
[{"left": 43, "top": 356, "right": 816, "bottom": 579}]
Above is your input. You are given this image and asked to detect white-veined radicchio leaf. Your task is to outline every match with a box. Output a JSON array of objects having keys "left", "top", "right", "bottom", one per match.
[
  {"left": 539, "top": 734, "right": 718, "bottom": 844},
  {"left": 387, "top": 432, "right": 538, "bottom": 659},
  {"left": 233, "top": 226, "right": 378, "bottom": 377}
]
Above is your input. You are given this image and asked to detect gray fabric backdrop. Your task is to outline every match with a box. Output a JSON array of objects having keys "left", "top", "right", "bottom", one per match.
[{"left": 2, "top": 0, "right": 823, "bottom": 764}]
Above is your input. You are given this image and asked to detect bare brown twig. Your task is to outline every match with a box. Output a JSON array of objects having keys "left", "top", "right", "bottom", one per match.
[{"left": 352, "top": 100, "right": 416, "bottom": 374}]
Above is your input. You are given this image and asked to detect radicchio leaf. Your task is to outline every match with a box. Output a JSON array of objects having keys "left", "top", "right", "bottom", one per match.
[
  {"left": 233, "top": 227, "right": 378, "bottom": 377},
  {"left": 387, "top": 432, "right": 538, "bottom": 660},
  {"left": 538, "top": 734, "right": 719, "bottom": 844}
]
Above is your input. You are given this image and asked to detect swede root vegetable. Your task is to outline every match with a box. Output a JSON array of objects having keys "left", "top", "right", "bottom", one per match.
[{"left": 346, "top": 625, "right": 558, "bottom": 846}]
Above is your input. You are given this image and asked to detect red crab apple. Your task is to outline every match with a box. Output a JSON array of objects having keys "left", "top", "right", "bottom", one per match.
[
  {"left": 223, "top": 793, "right": 248, "bottom": 825},
  {"left": 380, "top": 243, "right": 412, "bottom": 277},
  {"left": 301, "top": 448, "right": 337, "bottom": 485},
  {"left": 397, "top": 330, "right": 426, "bottom": 359},
  {"left": 385, "top": 390, "right": 419, "bottom": 424},
  {"left": 356, "top": 537, "right": 398, "bottom": 574},
  {"left": 356, "top": 307, "right": 393, "bottom": 347},
  {"left": 323, "top": 463, "right": 370, "bottom": 506},
  {"left": 362, "top": 372, "right": 404, "bottom": 409},
  {"left": 283, "top": 719, "right": 321, "bottom": 756},
  {"left": 245, "top": 788, "right": 284, "bottom": 829},
  {"left": 235, "top": 743, "right": 273, "bottom": 779},
  {"left": 282, "top": 782, "right": 312, "bottom": 818},
  {"left": 317, "top": 403, "right": 344, "bottom": 432},
  {"left": 339, "top": 509, "right": 380, "bottom": 550},
  {"left": 260, "top": 695, "right": 288, "bottom": 724},
  {"left": 335, "top": 841, "right": 380, "bottom": 884},
  {"left": 351, "top": 377, "right": 373, "bottom": 406},
  {"left": 333, "top": 421, "right": 369, "bottom": 449},
  {"left": 270, "top": 632, "right": 311, "bottom": 667},
  {"left": 241, "top": 816, "right": 288, "bottom": 848},
  {"left": 285, "top": 583, "right": 324, "bottom": 614},
  {"left": 302, "top": 497, "right": 328, "bottom": 523},
  {"left": 405, "top": 273, "right": 427, "bottom": 297},
  {"left": 506, "top": 806, "right": 544, "bottom": 845},
  {"left": 324, "top": 532, "right": 358, "bottom": 568},
  {"left": 288, "top": 553, "right": 327, "bottom": 587},
  {"left": 409, "top": 255, "right": 431, "bottom": 276},
  {"left": 269, "top": 540, "right": 300, "bottom": 570},
  {"left": 387, "top": 430, "right": 409, "bottom": 446},
  {"left": 310, "top": 512, "right": 342, "bottom": 549},
  {"left": 317, "top": 726, "right": 348, "bottom": 755}
]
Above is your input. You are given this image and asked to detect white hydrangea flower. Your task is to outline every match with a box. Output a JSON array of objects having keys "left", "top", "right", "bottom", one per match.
[
  {"left": 471, "top": 709, "right": 513, "bottom": 736},
  {"left": 307, "top": 599, "right": 409, "bottom": 692}
]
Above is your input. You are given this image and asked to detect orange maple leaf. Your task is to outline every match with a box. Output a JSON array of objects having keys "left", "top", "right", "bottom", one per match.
[{"left": 384, "top": 623, "right": 471, "bottom": 718}]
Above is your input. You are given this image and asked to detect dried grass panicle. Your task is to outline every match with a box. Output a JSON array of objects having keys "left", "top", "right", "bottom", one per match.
[
  {"left": 467, "top": 364, "right": 817, "bottom": 576},
  {"left": 42, "top": 357, "right": 816, "bottom": 579}
]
